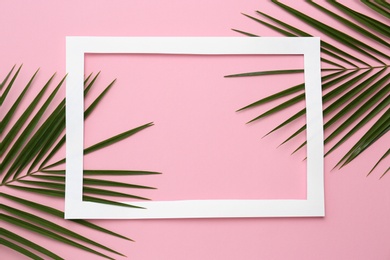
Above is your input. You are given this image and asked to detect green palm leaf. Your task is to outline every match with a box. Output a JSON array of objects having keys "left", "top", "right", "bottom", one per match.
[
  {"left": 41, "top": 122, "right": 154, "bottom": 170},
  {"left": 1, "top": 228, "right": 63, "bottom": 260},
  {"left": 0, "top": 65, "right": 21, "bottom": 105},
  {"left": 288, "top": 69, "right": 389, "bottom": 153},
  {"left": 308, "top": 1, "right": 390, "bottom": 47},
  {"left": 0, "top": 237, "right": 45, "bottom": 260},
  {"left": 0, "top": 71, "right": 53, "bottom": 158},
  {"left": 41, "top": 169, "right": 161, "bottom": 176},
  {"left": 1, "top": 205, "right": 125, "bottom": 257},
  {"left": 1, "top": 192, "right": 132, "bottom": 240},
  {"left": 369, "top": 149, "right": 390, "bottom": 177},
  {"left": 361, "top": 0, "right": 390, "bottom": 19},
  {"left": 35, "top": 73, "right": 103, "bottom": 171},
  {"left": 327, "top": 1, "right": 390, "bottom": 37},
  {"left": 2, "top": 76, "right": 64, "bottom": 183},
  {"left": 230, "top": 1, "right": 389, "bottom": 176},
  {"left": 32, "top": 174, "right": 156, "bottom": 189},
  {"left": 1, "top": 214, "right": 115, "bottom": 260},
  {"left": 0, "top": 68, "right": 37, "bottom": 135},
  {"left": 225, "top": 69, "right": 304, "bottom": 78},
  {"left": 1, "top": 68, "right": 159, "bottom": 258},
  {"left": 272, "top": 1, "right": 389, "bottom": 62},
  {"left": 0, "top": 65, "right": 15, "bottom": 91}
]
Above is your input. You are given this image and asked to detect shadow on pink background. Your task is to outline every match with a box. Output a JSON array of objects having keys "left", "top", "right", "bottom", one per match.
[{"left": 1, "top": 1, "right": 389, "bottom": 259}]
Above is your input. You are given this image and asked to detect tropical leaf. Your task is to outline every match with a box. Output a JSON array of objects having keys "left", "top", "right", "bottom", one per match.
[
  {"left": 0, "top": 67, "right": 160, "bottom": 258},
  {"left": 230, "top": 0, "right": 389, "bottom": 176}
]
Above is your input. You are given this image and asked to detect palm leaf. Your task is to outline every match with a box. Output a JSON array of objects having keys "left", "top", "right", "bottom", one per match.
[
  {"left": 1, "top": 192, "right": 132, "bottom": 240},
  {"left": 307, "top": 1, "right": 390, "bottom": 48},
  {"left": 0, "top": 65, "right": 21, "bottom": 105},
  {"left": 1, "top": 204, "right": 125, "bottom": 257},
  {"left": 35, "top": 72, "right": 103, "bottom": 170},
  {"left": 0, "top": 65, "right": 16, "bottom": 91},
  {"left": 1, "top": 214, "right": 115, "bottom": 260},
  {"left": 288, "top": 69, "right": 389, "bottom": 153},
  {"left": 272, "top": 1, "right": 389, "bottom": 62},
  {"left": 361, "top": 0, "right": 390, "bottom": 19},
  {"left": 231, "top": 1, "right": 389, "bottom": 176},
  {"left": 1, "top": 228, "right": 63, "bottom": 260},
  {"left": 1, "top": 68, "right": 159, "bottom": 258},
  {"left": 327, "top": 1, "right": 390, "bottom": 37},
  {"left": 0, "top": 237, "right": 45, "bottom": 260},
  {"left": 225, "top": 69, "right": 304, "bottom": 78},
  {"left": 0, "top": 71, "right": 53, "bottom": 158},
  {"left": 254, "top": 9, "right": 375, "bottom": 66},
  {"left": 41, "top": 122, "right": 154, "bottom": 170},
  {"left": 32, "top": 175, "right": 156, "bottom": 189},
  {"left": 369, "top": 149, "right": 390, "bottom": 177},
  {"left": 1, "top": 75, "right": 64, "bottom": 184},
  {"left": 325, "top": 94, "right": 390, "bottom": 157},
  {"left": 41, "top": 169, "right": 161, "bottom": 176},
  {"left": 0, "top": 68, "right": 37, "bottom": 135}
]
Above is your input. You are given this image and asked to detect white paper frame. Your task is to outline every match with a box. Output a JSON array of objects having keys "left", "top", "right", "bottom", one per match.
[{"left": 65, "top": 37, "right": 324, "bottom": 219}]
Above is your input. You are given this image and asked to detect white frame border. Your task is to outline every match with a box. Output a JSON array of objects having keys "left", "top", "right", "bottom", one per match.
[{"left": 65, "top": 37, "right": 324, "bottom": 219}]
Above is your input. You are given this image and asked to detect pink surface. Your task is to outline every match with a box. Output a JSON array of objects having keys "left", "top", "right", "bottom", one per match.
[
  {"left": 84, "top": 53, "right": 306, "bottom": 201},
  {"left": 1, "top": 1, "right": 390, "bottom": 260}
]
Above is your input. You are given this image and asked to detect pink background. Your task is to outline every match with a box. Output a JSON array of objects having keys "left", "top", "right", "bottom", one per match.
[
  {"left": 84, "top": 53, "right": 306, "bottom": 201},
  {"left": 1, "top": 1, "right": 389, "bottom": 259}
]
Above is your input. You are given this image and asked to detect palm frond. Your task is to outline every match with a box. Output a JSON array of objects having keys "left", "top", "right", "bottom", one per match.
[
  {"left": 225, "top": 69, "right": 304, "bottom": 78},
  {"left": 41, "top": 122, "right": 154, "bottom": 170},
  {"left": 1, "top": 67, "right": 159, "bottom": 258},
  {"left": 0, "top": 65, "right": 16, "bottom": 91},
  {"left": 1, "top": 228, "right": 63, "bottom": 260},
  {"left": 369, "top": 148, "right": 390, "bottom": 176},
  {"left": 1, "top": 214, "right": 115, "bottom": 260},
  {"left": 0, "top": 236, "right": 47, "bottom": 260},
  {"left": 231, "top": 1, "right": 389, "bottom": 176},
  {"left": 0, "top": 192, "right": 132, "bottom": 240},
  {"left": 361, "top": 0, "right": 390, "bottom": 19},
  {"left": 0, "top": 70, "right": 52, "bottom": 158},
  {"left": 327, "top": 1, "right": 390, "bottom": 37},
  {"left": 0, "top": 65, "right": 21, "bottom": 105},
  {"left": 0, "top": 68, "right": 37, "bottom": 135}
]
